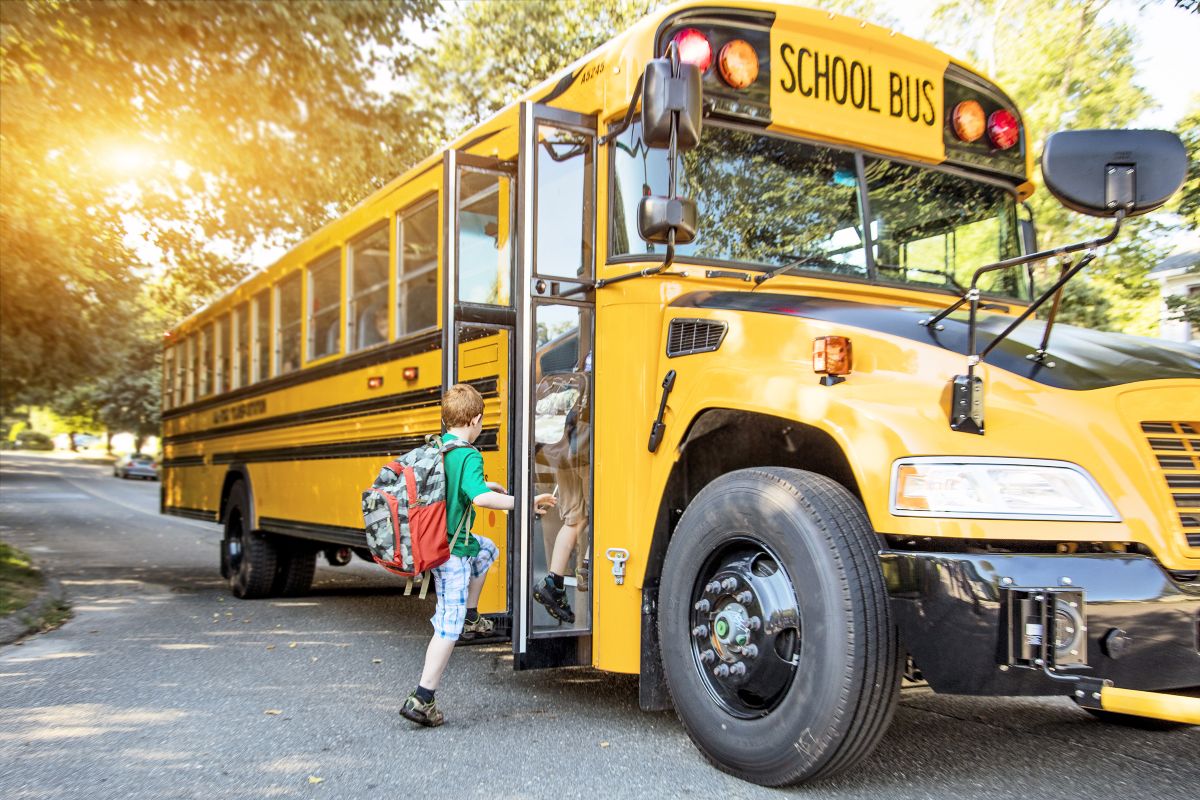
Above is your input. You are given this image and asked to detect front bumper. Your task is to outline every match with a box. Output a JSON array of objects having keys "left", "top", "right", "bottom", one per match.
[{"left": 881, "top": 551, "right": 1200, "bottom": 699}]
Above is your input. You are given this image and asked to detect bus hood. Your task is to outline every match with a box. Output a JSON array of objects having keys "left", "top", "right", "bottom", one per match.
[{"left": 670, "top": 291, "right": 1200, "bottom": 391}]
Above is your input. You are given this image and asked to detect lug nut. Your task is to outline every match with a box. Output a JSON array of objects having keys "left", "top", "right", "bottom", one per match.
[
  {"left": 721, "top": 577, "right": 738, "bottom": 591},
  {"left": 705, "top": 581, "right": 721, "bottom": 595},
  {"left": 729, "top": 662, "right": 747, "bottom": 676},
  {"left": 693, "top": 599, "right": 710, "bottom": 613},
  {"left": 735, "top": 591, "right": 753, "bottom": 604},
  {"left": 700, "top": 649, "right": 716, "bottom": 664},
  {"left": 692, "top": 625, "right": 708, "bottom": 638},
  {"left": 713, "top": 663, "right": 730, "bottom": 678},
  {"left": 748, "top": 616, "right": 762, "bottom": 631},
  {"left": 741, "top": 644, "right": 758, "bottom": 658}
]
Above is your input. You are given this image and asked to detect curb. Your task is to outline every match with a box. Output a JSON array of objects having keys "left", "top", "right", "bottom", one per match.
[{"left": 0, "top": 576, "right": 68, "bottom": 646}]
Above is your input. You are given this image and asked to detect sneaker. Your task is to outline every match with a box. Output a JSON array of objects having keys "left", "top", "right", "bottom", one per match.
[
  {"left": 532, "top": 576, "right": 575, "bottom": 624},
  {"left": 460, "top": 613, "right": 495, "bottom": 640},
  {"left": 399, "top": 692, "right": 444, "bottom": 728},
  {"left": 575, "top": 559, "right": 589, "bottom": 593}
]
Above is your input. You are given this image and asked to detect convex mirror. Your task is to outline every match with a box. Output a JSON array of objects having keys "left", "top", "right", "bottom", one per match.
[{"left": 1041, "top": 129, "right": 1185, "bottom": 217}]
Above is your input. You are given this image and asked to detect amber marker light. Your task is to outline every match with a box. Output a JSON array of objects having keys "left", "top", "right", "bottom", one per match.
[
  {"left": 718, "top": 39, "right": 758, "bottom": 88},
  {"left": 367, "top": 376, "right": 385, "bottom": 389},
  {"left": 813, "top": 336, "right": 852, "bottom": 386},
  {"left": 951, "top": 100, "right": 985, "bottom": 143},
  {"left": 893, "top": 465, "right": 931, "bottom": 511},
  {"left": 402, "top": 366, "right": 419, "bottom": 381},
  {"left": 988, "top": 109, "right": 1020, "bottom": 150},
  {"left": 672, "top": 28, "right": 713, "bottom": 73}
]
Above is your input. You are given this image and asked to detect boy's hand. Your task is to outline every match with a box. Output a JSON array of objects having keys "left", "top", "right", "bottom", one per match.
[
  {"left": 533, "top": 493, "right": 557, "bottom": 517},
  {"left": 486, "top": 481, "right": 508, "bottom": 495}
]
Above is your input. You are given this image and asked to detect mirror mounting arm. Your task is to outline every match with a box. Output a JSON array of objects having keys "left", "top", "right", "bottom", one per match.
[{"left": 921, "top": 211, "right": 1125, "bottom": 333}]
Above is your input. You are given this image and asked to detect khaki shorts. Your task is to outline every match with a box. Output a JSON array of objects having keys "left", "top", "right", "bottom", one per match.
[{"left": 556, "top": 466, "right": 589, "bottom": 527}]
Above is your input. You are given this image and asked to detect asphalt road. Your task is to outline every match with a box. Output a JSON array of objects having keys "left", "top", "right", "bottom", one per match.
[{"left": 1, "top": 452, "right": 1197, "bottom": 800}]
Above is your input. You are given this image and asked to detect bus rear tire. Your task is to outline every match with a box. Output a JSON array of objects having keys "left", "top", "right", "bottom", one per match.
[
  {"left": 224, "top": 481, "right": 277, "bottom": 599},
  {"left": 272, "top": 540, "right": 317, "bottom": 596},
  {"left": 658, "top": 467, "right": 900, "bottom": 786}
]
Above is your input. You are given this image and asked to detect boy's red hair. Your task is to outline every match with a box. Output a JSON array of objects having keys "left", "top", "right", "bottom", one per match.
[{"left": 442, "top": 383, "right": 484, "bottom": 428}]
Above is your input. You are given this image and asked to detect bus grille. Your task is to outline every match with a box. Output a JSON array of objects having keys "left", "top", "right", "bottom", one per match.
[
  {"left": 1141, "top": 421, "right": 1200, "bottom": 549},
  {"left": 666, "top": 318, "right": 727, "bottom": 358}
]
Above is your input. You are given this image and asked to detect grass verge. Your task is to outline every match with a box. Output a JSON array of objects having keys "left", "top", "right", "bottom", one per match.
[
  {"left": 1, "top": 541, "right": 72, "bottom": 634},
  {"left": 0, "top": 541, "right": 42, "bottom": 616}
]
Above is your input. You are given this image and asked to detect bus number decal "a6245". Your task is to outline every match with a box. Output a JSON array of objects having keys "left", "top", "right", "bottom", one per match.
[{"left": 212, "top": 399, "right": 266, "bottom": 426}]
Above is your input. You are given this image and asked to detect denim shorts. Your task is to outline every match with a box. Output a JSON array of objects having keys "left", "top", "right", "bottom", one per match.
[{"left": 429, "top": 535, "right": 498, "bottom": 640}]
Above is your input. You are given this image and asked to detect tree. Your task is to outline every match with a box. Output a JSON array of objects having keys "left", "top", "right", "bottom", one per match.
[
  {"left": 1175, "top": 99, "right": 1200, "bottom": 230},
  {"left": 1, "top": 0, "right": 438, "bottom": 409},
  {"left": 926, "top": 0, "right": 1176, "bottom": 334},
  {"left": 419, "top": 0, "right": 665, "bottom": 136}
]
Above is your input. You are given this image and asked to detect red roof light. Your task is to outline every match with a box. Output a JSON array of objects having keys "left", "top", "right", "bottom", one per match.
[
  {"left": 672, "top": 28, "right": 712, "bottom": 73},
  {"left": 988, "top": 109, "right": 1020, "bottom": 150}
]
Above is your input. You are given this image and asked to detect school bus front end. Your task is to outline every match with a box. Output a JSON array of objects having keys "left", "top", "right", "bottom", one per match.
[{"left": 581, "top": 0, "right": 1198, "bottom": 786}]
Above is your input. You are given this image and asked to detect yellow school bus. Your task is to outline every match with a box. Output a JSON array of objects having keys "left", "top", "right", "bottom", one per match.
[{"left": 162, "top": 1, "right": 1199, "bottom": 785}]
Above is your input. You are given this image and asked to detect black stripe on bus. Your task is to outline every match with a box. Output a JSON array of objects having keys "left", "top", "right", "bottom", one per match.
[
  {"left": 163, "top": 375, "right": 498, "bottom": 446},
  {"left": 162, "top": 455, "right": 206, "bottom": 468},
  {"left": 162, "top": 330, "right": 442, "bottom": 422},
  {"left": 163, "top": 374, "right": 501, "bottom": 446},
  {"left": 164, "top": 505, "right": 219, "bottom": 523},
  {"left": 537, "top": 69, "right": 582, "bottom": 105},
  {"left": 209, "top": 427, "right": 500, "bottom": 465},
  {"left": 260, "top": 517, "right": 367, "bottom": 548}
]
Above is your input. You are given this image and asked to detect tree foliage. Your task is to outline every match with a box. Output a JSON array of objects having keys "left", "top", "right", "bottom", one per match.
[
  {"left": 925, "top": 0, "right": 1178, "bottom": 334},
  {"left": 1, "top": 0, "right": 437, "bottom": 410}
]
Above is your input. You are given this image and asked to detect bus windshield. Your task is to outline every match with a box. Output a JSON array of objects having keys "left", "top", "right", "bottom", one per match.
[{"left": 611, "top": 123, "right": 1025, "bottom": 299}]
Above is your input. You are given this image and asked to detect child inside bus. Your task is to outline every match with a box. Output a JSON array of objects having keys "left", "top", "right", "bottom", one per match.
[{"left": 400, "top": 383, "right": 556, "bottom": 727}]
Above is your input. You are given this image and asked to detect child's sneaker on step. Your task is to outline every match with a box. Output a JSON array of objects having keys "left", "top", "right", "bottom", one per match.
[
  {"left": 532, "top": 576, "right": 575, "bottom": 624},
  {"left": 460, "top": 613, "right": 495, "bottom": 640}
]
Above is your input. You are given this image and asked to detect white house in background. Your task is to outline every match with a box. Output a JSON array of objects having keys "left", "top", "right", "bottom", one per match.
[{"left": 1150, "top": 249, "right": 1199, "bottom": 344}]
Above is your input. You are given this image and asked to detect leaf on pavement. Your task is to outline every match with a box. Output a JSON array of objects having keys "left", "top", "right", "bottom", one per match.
[
  {"left": 308, "top": 776, "right": 324, "bottom": 784},
  {"left": 264, "top": 709, "right": 282, "bottom": 715}
]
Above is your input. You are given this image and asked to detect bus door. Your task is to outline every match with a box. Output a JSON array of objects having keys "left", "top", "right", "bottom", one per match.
[
  {"left": 442, "top": 150, "right": 517, "bottom": 620},
  {"left": 512, "top": 104, "right": 597, "bottom": 669}
]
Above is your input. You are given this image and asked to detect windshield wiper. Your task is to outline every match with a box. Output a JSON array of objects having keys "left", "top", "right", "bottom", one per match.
[{"left": 752, "top": 254, "right": 831, "bottom": 288}]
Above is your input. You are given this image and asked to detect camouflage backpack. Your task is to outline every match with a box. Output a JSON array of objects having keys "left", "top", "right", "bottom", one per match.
[{"left": 361, "top": 435, "right": 474, "bottom": 595}]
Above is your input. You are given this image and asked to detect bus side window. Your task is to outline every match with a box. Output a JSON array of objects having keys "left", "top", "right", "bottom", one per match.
[
  {"left": 307, "top": 250, "right": 341, "bottom": 361},
  {"left": 234, "top": 302, "right": 250, "bottom": 390},
  {"left": 163, "top": 347, "right": 174, "bottom": 411},
  {"left": 216, "top": 313, "right": 231, "bottom": 394},
  {"left": 348, "top": 224, "right": 389, "bottom": 351},
  {"left": 276, "top": 274, "right": 301, "bottom": 375},
  {"left": 184, "top": 335, "right": 195, "bottom": 404},
  {"left": 252, "top": 289, "right": 270, "bottom": 382},
  {"left": 457, "top": 169, "right": 513, "bottom": 306},
  {"left": 200, "top": 323, "right": 213, "bottom": 397},
  {"left": 399, "top": 197, "right": 438, "bottom": 334}
]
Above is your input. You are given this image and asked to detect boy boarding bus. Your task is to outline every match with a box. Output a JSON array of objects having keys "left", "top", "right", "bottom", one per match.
[{"left": 161, "top": 1, "right": 1199, "bottom": 785}]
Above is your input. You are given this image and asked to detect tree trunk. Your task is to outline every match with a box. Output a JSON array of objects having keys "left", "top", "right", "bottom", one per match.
[
  {"left": 134, "top": 434, "right": 145, "bottom": 454},
  {"left": 105, "top": 431, "right": 113, "bottom": 454}
]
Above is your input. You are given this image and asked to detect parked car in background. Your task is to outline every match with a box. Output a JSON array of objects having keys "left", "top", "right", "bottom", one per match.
[
  {"left": 114, "top": 453, "right": 159, "bottom": 480},
  {"left": 14, "top": 431, "right": 54, "bottom": 451}
]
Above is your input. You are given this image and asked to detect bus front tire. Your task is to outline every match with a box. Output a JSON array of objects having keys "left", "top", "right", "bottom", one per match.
[
  {"left": 224, "top": 482, "right": 277, "bottom": 599},
  {"left": 658, "top": 467, "right": 900, "bottom": 786}
]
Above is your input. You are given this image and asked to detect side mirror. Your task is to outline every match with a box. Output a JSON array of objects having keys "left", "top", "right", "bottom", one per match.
[
  {"left": 638, "top": 196, "right": 698, "bottom": 245},
  {"left": 1041, "top": 129, "right": 1186, "bottom": 217},
  {"left": 641, "top": 58, "right": 702, "bottom": 150}
]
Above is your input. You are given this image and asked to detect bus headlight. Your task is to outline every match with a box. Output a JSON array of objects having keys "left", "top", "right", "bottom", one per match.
[{"left": 890, "top": 458, "right": 1119, "bottom": 521}]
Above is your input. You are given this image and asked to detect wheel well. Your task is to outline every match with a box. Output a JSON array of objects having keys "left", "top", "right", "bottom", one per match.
[
  {"left": 645, "top": 408, "right": 860, "bottom": 585},
  {"left": 637, "top": 409, "right": 862, "bottom": 710},
  {"left": 219, "top": 467, "right": 252, "bottom": 527}
]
